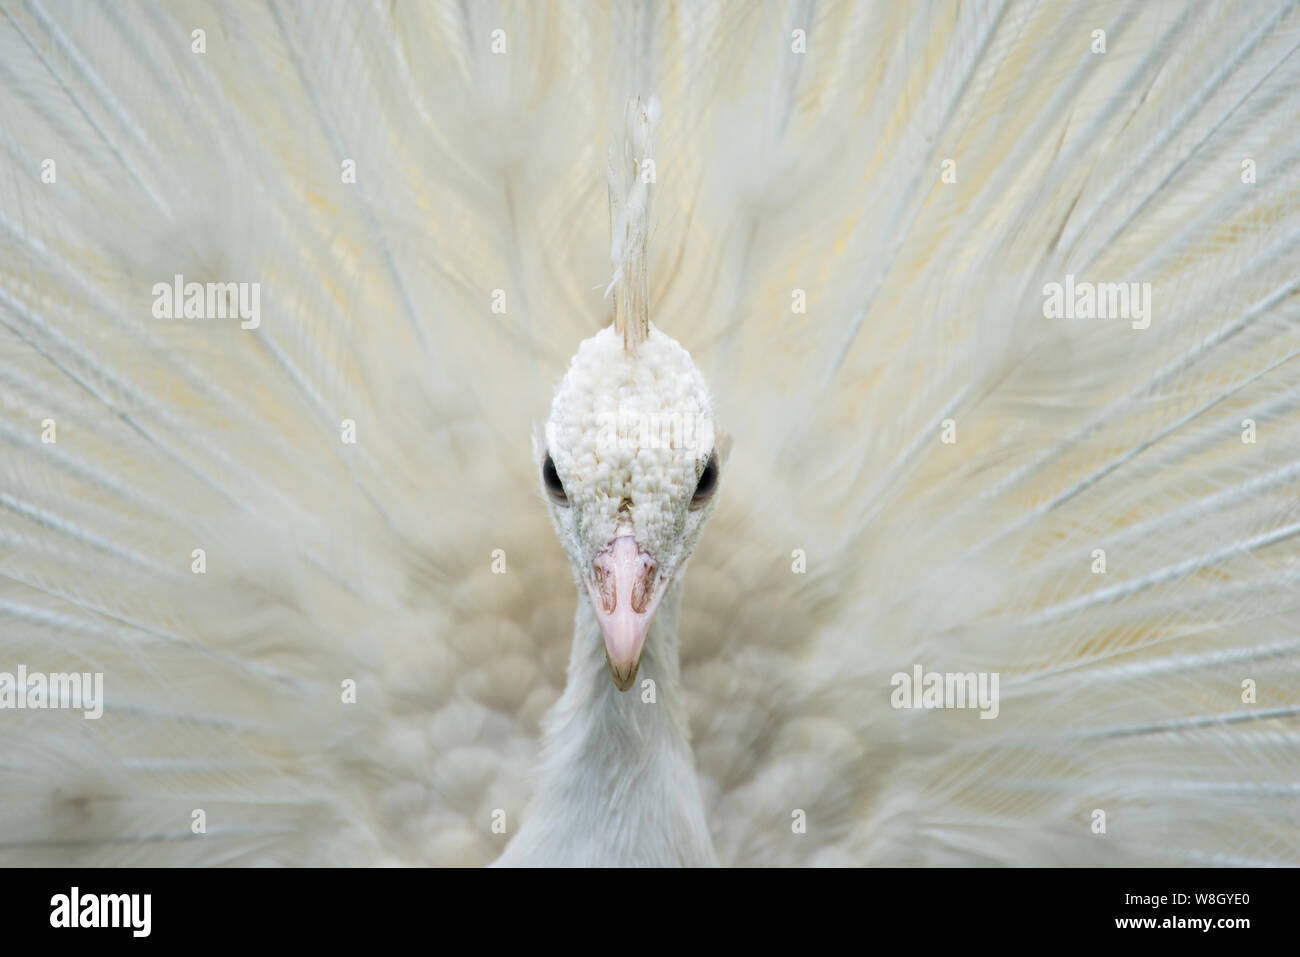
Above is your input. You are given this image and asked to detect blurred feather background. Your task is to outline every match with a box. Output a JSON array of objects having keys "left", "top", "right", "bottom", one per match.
[{"left": 0, "top": 0, "right": 1297, "bottom": 865}]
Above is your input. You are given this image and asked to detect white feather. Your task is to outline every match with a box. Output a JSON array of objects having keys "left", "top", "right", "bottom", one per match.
[{"left": 0, "top": 0, "right": 1297, "bottom": 866}]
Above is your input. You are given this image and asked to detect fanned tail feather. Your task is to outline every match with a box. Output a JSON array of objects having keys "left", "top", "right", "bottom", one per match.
[{"left": 0, "top": 0, "right": 1296, "bottom": 865}]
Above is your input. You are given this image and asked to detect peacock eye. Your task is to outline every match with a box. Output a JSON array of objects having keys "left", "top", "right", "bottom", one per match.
[
  {"left": 690, "top": 451, "right": 719, "bottom": 510},
  {"left": 542, "top": 452, "right": 569, "bottom": 506}
]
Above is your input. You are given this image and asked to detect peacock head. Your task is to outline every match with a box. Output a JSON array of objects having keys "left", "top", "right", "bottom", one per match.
[{"left": 539, "top": 322, "right": 721, "bottom": 691}]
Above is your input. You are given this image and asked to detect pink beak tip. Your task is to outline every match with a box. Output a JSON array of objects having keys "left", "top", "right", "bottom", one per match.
[{"left": 588, "top": 536, "right": 662, "bottom": 691}]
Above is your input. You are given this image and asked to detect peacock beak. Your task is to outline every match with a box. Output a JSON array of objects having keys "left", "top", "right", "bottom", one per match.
[{"left": 586, "top": 536, "right": 663, "bottom": 691}]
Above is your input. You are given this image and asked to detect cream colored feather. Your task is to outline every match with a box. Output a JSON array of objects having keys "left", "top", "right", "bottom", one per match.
[{"left": 0, "top": 0, "right": 1297, "bottom": 866}]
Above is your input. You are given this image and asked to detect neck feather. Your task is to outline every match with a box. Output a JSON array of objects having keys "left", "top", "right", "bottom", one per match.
[{"left": 495, "top": 580, "right": 717, "bottom": 866}]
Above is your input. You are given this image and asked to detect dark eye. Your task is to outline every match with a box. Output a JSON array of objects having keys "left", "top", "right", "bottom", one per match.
[
  {"left": 542, "top": 453, "right": 569, "bottom": 506},
  {"left": 690, "top": 451, "right": 719, "bottom": 510}
]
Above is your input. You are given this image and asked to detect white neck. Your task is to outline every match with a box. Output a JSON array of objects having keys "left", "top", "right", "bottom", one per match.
[{"left": 495, "top": 580, "right": 718, "bottom": 866}]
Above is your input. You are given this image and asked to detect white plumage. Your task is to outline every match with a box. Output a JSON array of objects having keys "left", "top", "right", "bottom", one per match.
[{"left": 1, "top": 0, "right": 1298, "bottom": 867}]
